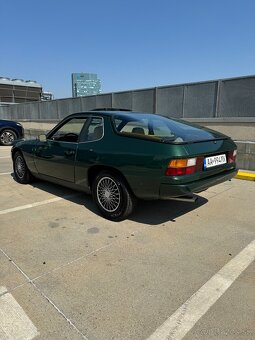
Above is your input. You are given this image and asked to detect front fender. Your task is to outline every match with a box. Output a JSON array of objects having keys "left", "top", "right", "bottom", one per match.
[{"left": 12, "top": 139, "right": 39, "bottom": 174}]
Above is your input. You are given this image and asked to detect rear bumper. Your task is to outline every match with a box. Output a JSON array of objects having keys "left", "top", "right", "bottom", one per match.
[{"left": 159, "top": 168, "right": 238, "bottom": 199}]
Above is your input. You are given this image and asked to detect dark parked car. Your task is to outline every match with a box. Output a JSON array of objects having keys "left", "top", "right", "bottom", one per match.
[
  {"left": 12, "top": 110, "right": 237, "bottom": 220},
  {"left": 0, "top": 119, "right": 24, "bottom": 146}
]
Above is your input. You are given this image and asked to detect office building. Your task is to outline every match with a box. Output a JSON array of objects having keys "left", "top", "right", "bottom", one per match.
[{"left": 72, "top": 73, "right": 101, "bottom": 97}]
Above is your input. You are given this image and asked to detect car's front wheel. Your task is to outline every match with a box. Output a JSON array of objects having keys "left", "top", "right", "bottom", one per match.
[
  {"left": 13, "top": 151, "right": 34, "bottom": 184},
  {"left": 0, "top": 129, "right": 17, "bottom": 146},
  {"left": 92, "top": 171, "right": 135, "bottom": 221}
]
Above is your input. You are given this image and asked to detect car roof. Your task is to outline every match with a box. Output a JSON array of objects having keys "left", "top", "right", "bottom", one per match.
[{"left": 66, "top": 110, "right": 153, "bottom": 119}]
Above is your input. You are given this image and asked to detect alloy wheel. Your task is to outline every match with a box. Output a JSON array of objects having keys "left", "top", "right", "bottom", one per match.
[
  {"left": 15, "top": 155, "right": 26, "bottom": 179},
  {"left": 0, "top": 131, "right": 15, "bottom": 145},
  {"left": 96, "top": 176, "right": 121, "bottom": 212}
]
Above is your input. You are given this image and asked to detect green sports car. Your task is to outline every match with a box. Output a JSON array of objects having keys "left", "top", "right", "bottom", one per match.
[{"left": 12, "top": 110, "right": 237, "bottom": 221}]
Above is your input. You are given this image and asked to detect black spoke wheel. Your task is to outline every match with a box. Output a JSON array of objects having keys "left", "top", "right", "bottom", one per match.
[
  {"left": 0, "top": 129, "right": 17, "bottom": 146},
  {"left": 92, "top": 171, "right": 135, "bottom": 221},
  {"left": 13, "top": 151, "right": 33, "bottom": 184}
]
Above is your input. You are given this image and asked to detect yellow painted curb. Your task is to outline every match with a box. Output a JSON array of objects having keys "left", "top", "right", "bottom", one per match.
[{"left": 235, "top": 171, "right": 255, "bottom": 181}]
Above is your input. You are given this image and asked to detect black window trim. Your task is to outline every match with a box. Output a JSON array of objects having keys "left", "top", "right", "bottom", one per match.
[
  {"left": 79, "top": 116, "right": 104, "bottom": 144},
  {"left": 46, "top": 115, "right": 105, "bottom": 144},
  {"left": 46, "top": 116, "right": 89, "bottom": 143}
]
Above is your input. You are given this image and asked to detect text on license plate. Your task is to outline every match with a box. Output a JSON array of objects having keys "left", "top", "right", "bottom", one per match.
[{"left": 204, "top": 154, "right": 227, "bottom": 169}]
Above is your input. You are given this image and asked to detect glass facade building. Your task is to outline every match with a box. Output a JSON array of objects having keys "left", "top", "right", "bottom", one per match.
[{"left": 72, "top": 73, "right": 101, "bottom": 97}]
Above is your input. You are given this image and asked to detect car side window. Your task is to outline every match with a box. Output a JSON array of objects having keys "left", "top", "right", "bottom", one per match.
[
  {"left": 82, "top": 117, "right": 104, "bottom": 142},
  {"left": 120, "top": 119, "right": 149, "bottom": 135},
  {"left": 49, "top": 118, "right": 87, "bottom": 143}
]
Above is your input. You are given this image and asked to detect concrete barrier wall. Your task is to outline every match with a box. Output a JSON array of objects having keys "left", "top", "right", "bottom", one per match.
[
  {"left": 235, "top": 141, "right": 255, "bottom": 170},
  {"left": 1, "top": 75, "right": 255, "bottom": 120}
]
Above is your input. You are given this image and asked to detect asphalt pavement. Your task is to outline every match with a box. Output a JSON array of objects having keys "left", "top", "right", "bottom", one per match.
[{"left": 0, "top": 146, "right": 254, "bottom": 340}]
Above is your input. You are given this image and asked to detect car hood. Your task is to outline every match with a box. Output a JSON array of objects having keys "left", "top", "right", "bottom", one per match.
[{"left": 0, "top": 119, "right": 18, "bottom": 125}]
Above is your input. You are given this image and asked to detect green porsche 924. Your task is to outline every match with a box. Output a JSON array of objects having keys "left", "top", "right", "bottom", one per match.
[{"left": 12, "top": 110, "right": 237, "bottom": 221}]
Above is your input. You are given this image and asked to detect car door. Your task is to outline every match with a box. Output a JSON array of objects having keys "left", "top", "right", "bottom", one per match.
[
  {"left": 34, "top": 117, "right": 88, "bottom": 182},
  {"left": 75, "top": 116, "right": 104, "bottom": 189}
]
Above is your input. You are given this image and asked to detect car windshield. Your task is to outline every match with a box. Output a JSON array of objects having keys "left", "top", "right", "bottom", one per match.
[{"left": 112, "top": 113, "right": 225, "bottom": 143}]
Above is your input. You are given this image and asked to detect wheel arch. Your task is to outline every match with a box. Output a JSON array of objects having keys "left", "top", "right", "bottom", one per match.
[
  {"left": 0, "top": 126, "right": 18, "bottom": 136},
  {"left": 87, "top": 165, "right": 135, "bottom": 197},
  {"left": 11, "top": 146, "right": 21, "bottom": 160}
]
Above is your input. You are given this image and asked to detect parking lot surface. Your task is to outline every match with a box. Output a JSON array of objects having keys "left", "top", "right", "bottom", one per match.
[{"left": 0, "top": 145, "right": 254, "bottom": 340}]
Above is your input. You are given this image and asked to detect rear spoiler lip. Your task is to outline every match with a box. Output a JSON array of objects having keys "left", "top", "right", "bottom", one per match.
[{"left": 165, "top": 137, "right": 230, "bottom": 145}]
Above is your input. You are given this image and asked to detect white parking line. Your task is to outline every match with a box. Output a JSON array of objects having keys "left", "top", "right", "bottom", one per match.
[
  {"left": 147, "top": 239, "right": 255, "bottom": 340},
  {"left": 0, "top": 249, "right": 88, "bottom": 340},
  {"left": 0, "top": 172, "right": 12, "bottom": 176},
  {"left": 0, "top": 194, "right": 80, "bottom": 216},
  {"left": 0, "top": 286, "right": 39, "bottom": 340},
  {"left": 0, "top": 146, "right": 12, "bottom": 150}
]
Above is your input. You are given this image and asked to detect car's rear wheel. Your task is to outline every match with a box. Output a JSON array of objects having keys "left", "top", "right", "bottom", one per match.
[
  {"left": 0, "top": 129, "right": 17, "bottom": 146},
  {"left": 13, "top": 151, "right": 33, "bottom": 184},
  {"left": 92, "top": 171, "right": 135, "bottom": 221}
]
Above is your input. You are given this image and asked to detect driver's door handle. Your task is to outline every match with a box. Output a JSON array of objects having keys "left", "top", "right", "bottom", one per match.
[
  {"left": 37, "top": 145, "right": 48, "bottom": 151},
  {"left": 64, "top": 150, "right": 75, "bottom": 156}
]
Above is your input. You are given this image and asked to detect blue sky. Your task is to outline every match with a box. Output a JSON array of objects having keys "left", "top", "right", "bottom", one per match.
[{"left": 1, "top": 0, "right": 255, "bottom": 99}]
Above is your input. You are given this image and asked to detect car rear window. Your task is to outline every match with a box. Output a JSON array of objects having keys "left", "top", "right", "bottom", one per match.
[{"left": 112, "top": 113, "right": 225, "bottom": 143}]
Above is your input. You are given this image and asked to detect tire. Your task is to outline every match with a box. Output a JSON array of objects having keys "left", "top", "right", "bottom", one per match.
[
  {"left": 13, "top": 151, "right": 34, "bottom": 184},
  {"left": 92, "top": 171, "right": 136, "bottom": 221},
  {"left": 0, "top": 129, "right": 17, "bottom": 146}
]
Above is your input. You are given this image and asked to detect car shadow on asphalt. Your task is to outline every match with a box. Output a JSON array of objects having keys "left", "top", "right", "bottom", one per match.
[
  {"left": 12, "top": 176, "right": 208, "bottom": 226},
  {"left": 129, "top": 196, "right": 208, "bottom": 225},
  {"left": 11, "top": 174, "right": 98, "bottom": 212}
]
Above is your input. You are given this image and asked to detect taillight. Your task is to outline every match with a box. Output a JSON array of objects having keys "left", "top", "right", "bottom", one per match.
[
  {"left": 228, "top": 150, "right": 237, "bottom": 163},
  {"left": 166, "top": 157, "right": 203, "bottom": 176}
]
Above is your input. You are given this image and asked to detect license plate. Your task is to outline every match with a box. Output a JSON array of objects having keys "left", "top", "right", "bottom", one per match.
[{"left": 204, "top": 154, "right": 227, "bottom": 169}]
